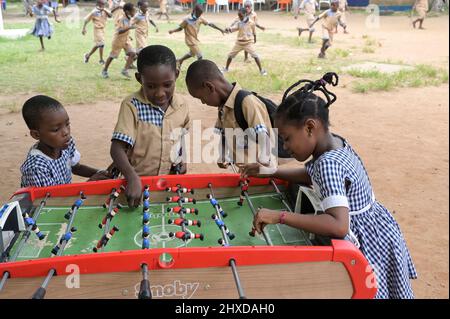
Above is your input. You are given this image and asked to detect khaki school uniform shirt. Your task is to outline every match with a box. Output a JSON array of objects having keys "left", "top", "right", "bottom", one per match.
[
  {"left": 84, "top": 8, "right": 109, "bottom": 29},
  {"left": 180, "top": 15, "right": 209, "bottom": 46},
  {"left": 318, "top": 9, "right": 343, "bottom": 30},
  {"left": 112, "top": 90, "right": 191, "bottom": 176},
  {"left": 215, "top": 83, "right": 273, "bottom": 163},
  {"left": 301, "top": 0, "right": 317, "bottom": 15},
  {"left": 230, "top": 19, "right": 256, "bottom": 43},
  {"left": 112, "top": 12, "right": 132, "bottom": 45}
]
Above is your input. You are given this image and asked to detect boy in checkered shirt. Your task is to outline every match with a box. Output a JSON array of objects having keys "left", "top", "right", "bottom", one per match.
[
  {"left": 110, "top": 45, "right": 191, "bottom": 208},
  {"left": 20, "top": 95, "right": 111, "bottom": 188}
]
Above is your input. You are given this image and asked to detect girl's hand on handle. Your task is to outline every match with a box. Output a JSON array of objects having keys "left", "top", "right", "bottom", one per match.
[
  {"left": 253, "top": 208, "right": 281, "bottom": 234},
  {"left": 88, "top": 170, "right": 113, "bottom": 181}
]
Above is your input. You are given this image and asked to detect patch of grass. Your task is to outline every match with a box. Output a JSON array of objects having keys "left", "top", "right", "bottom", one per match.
[
  {"left": 362, "top": 46, "right": 375, "bottom": 54},
  {"left": 348, "top": 64, "right": 449, "bottom": 93}
]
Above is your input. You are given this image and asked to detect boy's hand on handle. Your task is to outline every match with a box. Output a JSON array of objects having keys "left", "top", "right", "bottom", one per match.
[
  {"left": 238, "top": 163, "right": 261, "bottom": 178},
  {"left": 125, "top": 173, "right": 143, "bottom": 208},
  {"left": 253, "top": 208, "right": 281, "bottom": 234},
  {"left": 217, "top": 162, "right": 230, "bottom": 169}
]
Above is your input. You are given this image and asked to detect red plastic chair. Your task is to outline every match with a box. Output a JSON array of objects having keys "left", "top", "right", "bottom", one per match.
[
  {"left": 206, "top": 0, "right": 216, "bottom": 12},
  {"left": 276, "top": 0, "right": 292, "bottom": 12},
  {"left": 179, "top": 0, "right": 193, "bottom": 8},
  {"left": 229, "top": 0, "right": 243, "bottom": 10}
]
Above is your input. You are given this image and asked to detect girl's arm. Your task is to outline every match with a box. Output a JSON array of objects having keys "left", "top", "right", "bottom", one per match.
[
  {"left": 239, "top": 163, "right": 312, "bottom": 185},
  {"left": 253, "top": 206, "right": 349, "bottom": 239},
  {"left": 72, "top": 163, "right": 104, "bottom": 178},
  {"left": 53, "top": 8, "right": 61, "bottom": 23},
  {"left": 110, "top": 140, "right": 142, "bottom": 208}
]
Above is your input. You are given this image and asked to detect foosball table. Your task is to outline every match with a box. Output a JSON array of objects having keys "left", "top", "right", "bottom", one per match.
[{"left": 0, "top": 173, "right": 377, "bottom": 299}]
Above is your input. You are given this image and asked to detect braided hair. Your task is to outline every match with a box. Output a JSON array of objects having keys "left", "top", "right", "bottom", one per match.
[{"left": 275, "top": 72, "right": 339, "bottom": 130}]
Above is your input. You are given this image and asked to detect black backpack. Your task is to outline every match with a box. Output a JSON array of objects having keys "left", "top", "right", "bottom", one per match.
[{"left": 233, "top": 89, "right": 291, "bottom": 158}]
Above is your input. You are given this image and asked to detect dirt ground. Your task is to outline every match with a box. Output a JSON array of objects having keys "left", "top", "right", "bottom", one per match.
[{"left": 0, "top": 10, "right": 448, "bottom": 298}]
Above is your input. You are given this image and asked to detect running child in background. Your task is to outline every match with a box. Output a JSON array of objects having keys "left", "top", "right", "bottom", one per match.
[
  {"left": 82, "top": 0, "right": 112, "bottom": 65},
  {"left": 31, "top": 0, "right": 61, "bottom": 51},
  {"left": 168, "top": 4, "right": 225, "bottom": 68}
]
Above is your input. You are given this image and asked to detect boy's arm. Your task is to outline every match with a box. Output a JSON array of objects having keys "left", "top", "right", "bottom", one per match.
[
  {"left": 149, "top": 18, "right": 159, "bottom": 32},
  {"left": 169, "top": 26, "right": 183, "bottom": 34},
  {"left": 256, "top": 23, "right": 265, "bottom": 31},
  {"left": 110, "top": 140, "right": 142, "bottom": 208},
  {"left": 103, "top": 8, "right": 113, "bottom": 18},
  {"left": 82, "top": 14, "right": 92, "bottom": 35},
  {"left": 208, "top": 22, "right": 225, "bottom": 35}
]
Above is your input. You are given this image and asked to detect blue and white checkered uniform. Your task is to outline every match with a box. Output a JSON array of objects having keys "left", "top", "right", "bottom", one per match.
[
  {"left": 112, "top": 98, "right": 165, "bottom": 146},
  {"left": 305, "top": 135, "right": 417, "bottom": 299},
  {"left": 20, "top": 139, "right": 81, "bottom": 188}
]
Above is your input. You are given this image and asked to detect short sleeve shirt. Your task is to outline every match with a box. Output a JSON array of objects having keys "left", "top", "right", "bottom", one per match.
[
  {"left": 318, "top": 9, "right": 343, "bottom": 30},
  {"left": 20, "top": 139, "right": 81, "bottom": 188},
  {"left": 230, "top": 19, "right": 255, "bottom": 43},
  {"left": 180, "top": 15, "right": 209, "bottom": 46},
  {"left": 112, "top": 90, "right": 191, "bottom": 176},
  {"left": 84, "top": 8, "right": 109, "bottom": 29}
]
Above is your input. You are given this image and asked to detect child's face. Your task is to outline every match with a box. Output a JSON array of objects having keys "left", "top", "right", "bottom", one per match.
[
  {"left": 32, "top": 108, "right": 71, "bottom": 150},
  {"left": 275, "top": 118, "right": 316, "bottom": 162},
  {"left": 125, "top": 7, "right": 136, "bottom": 17},
  {"left": 140, "top": 2, "right": 148, "bottom": 12},
  {"left": 193, "top": 7, "right": 203, "bottom": 18},
  {"left": 97, "top": 0, "right": 105, "bottom": 9},
  {"left": 331, "top": 3, "right": 338, "bottom": 11},
  {"left": 136, "top": 65, "right": 179, "bottom": 109},
  {"left": 238, "top": 12, "right": 244, "bottom": 21},
  {"left": 187, "top": 81, "right": 221, "bottom": 108},
  {"left": 245, "top": 4, "right": 252, "bottom": 14}
]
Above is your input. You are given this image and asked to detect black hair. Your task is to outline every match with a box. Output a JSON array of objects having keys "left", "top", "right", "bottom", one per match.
[
  {"left": 137, "top": 0, "right": 148, "bottom": 6},
  {"left": 239, "top": 7, "right": 246, "bottom": 15},
  {"left": 185, "top": 59, "right": 222, "bottom": 88},
  {"left": 123, "top": 2, "right": 134, "bottom": 12},
  {"left": 22, "top": 95, "right": 64, "bottom": 130},
  {"left": 275, "top": 72, "right": 339, "bottom": 130},
  {"left": 193, "top": 4, "right": 203, "bottom": 14},
  {"left": 137, "top": 45, "right": 177, "bottom": 73}
]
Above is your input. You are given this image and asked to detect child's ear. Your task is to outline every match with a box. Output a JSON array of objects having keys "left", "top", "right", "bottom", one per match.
[
  {"left": 203, "top": 81, "right": 215, "bottom": 93},
  {"left": 135, "top": 72, "right": 142, "bottom": 84},
  {"left": 30, "top": 130, "right": 40, "bottom": 141},
  {"left": 175, "top": 68, "right": 180, "bottom": 79}
]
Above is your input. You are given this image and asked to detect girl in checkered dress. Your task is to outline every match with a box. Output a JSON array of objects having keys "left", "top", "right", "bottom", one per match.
[
  {"left": 30, "top": 0, "right": 60, "bottom": 51},
  {"left": 20, "top": 95, "right": 112, "bottom": 188},
  {"left": 240, "top": 73, "right": 417, "bottom": 298}
]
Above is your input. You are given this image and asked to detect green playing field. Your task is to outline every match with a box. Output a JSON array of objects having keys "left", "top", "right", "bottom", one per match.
[{"left": 9, "top": 193, "right": 311, "bottom": 261}]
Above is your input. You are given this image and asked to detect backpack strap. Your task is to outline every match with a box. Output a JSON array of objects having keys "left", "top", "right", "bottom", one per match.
[{"left": 234, "top": 90, "right": 253, "bottom": 130}]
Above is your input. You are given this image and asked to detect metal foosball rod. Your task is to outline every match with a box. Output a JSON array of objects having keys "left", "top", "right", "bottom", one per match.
[
  {"left": 31, "top": 192, "right": 86, "bottom": 299},
  {"left": 0, "top": 193, "right": 50, "bottom": 292},
  {"left": 230, "top": 163, "right": 273, "bottom": 246},
  {"left": 207, "top": 183, "right": 246, "bottom": 299},
  {"left": 167, "top": 185, "right": 201, "bottom": 247},
  {"left": 269, "top": 179, "right": 293, "bottom": 212}
]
